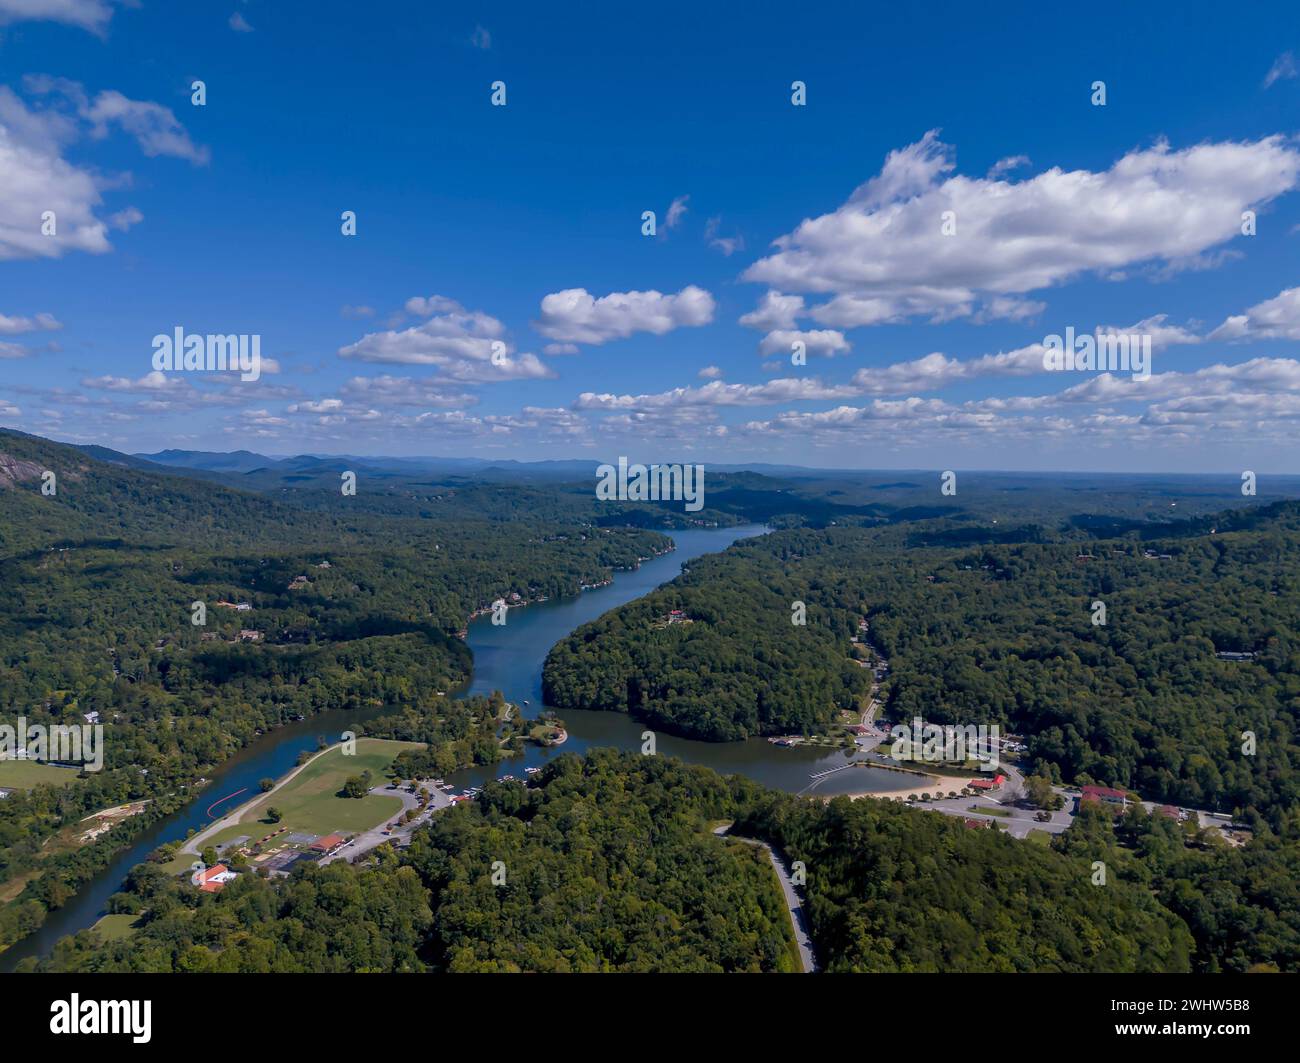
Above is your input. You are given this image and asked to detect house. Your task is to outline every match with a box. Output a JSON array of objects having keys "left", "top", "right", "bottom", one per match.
[
  {"left": 1157, "top": 805, "right": 1182, "bottom": 820},
  {"left": 191, "top": 864, "right": 238, "bottom": 892},
  {"left": 83, "top": 711, "right": 100, "bottom": 724},
  {"left": 1080, "top": 784, "right": 1129, "bottom": 811},
  {"left": 236, "top": 630, "right": 262, "bottom": 643},
  {"left": 288, "top": 575, "right": 310, "bottom": 589},
  {"left": 963, "top": 818, "right": 989, "bottom": 829},
  {"left": 0, "top": 788, "right": 12, "bottom": 800},
  {"left": 215, "top": 601, "right": 252, "bottom": 611},
  {"left": 968, "top": 774, "right": 1006, "bottom": 791},
  {"left": 1215, "top": 651, "right": 1256, "bottom": 662},
  {"left": 310, "top": 833, "right": 346, "bottom": 855}
]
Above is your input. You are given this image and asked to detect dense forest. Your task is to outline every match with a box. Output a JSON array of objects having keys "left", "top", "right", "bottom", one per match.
[
  {"left": 0, "top": 430, "right": 670, "bottom": 951},
  {"left": 36, "top": 750, "right": 1279, "bottom": 974},
  {"left": 734, "top": 790, "right": 1193, "bottom": 972},
  {"left": 543, "top": 529, "right": 872, "bottom": 739},
  {"left": 545, "top": 513, "right": 1300, "bottom": 823},
  {"left": 4, "top": 428, "right": 1299, "bottom": 973}
]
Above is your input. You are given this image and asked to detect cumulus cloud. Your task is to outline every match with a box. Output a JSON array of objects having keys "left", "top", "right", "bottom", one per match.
[
  {"left": 574, "top": 377, "right": 860, "bottom": 412},
  {"left": 743, "top": 130, "right": 1300, "bottom": 327},
  {"left": 1210, "top": 286, "right": 1300, "bottom": 341},
  {"left": 1091, "top": 315, "right": 1203, "bottom": 355},
  {"left": 757, "top": 328, "right": 850, "bottom": 358},
  {"left": 0, "top": 87, "right": 113, "bottom": 259},
  {"left": 739, "top": 291, "right": 804, "bottom": 331},
  {"left": 339, "top": 374, "right": 478, "bottom": 409},
  {"left": 339, "top": 300, "right": 553, "bottom": 381},
  {"left": 0, "top": 0, "right": 116, "bottom": 34},
  {"left": 0, "top": 77, "right": 206, "bottom": 260},
  {"left": 0, "top": 311, "right": 61, "bottom": 334},
  {"left": 535, "top": 285, "right": 715, "bottom": 345},
  {"left": 404, "top": 294, "right": 462, "bottom": 317},
  {"left": 852, "top": 345, "right": 1045, "bottom": 394},
  {"left": 698, "top": 365, "right": 723, "bottom": 379}
]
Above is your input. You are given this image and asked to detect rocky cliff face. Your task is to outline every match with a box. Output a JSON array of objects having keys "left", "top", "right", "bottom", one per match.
[{"left": 0, "top": 452, "right": 45, "bottom": 488}]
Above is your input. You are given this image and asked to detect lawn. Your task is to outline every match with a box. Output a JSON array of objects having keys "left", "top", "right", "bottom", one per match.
[
  {"left": 195, "top": 739, "right": 418, "bottom": 851},
  {"left": 92, "top": 913, "right": 143, "bottom": 942},
  {"left": 0, "top": 760, "right": 81, "bottom": 790}
]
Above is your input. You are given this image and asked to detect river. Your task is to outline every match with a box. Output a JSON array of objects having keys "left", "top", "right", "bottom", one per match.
[{"left": 2, "top": 522, "right": 910, "bottom": 968}]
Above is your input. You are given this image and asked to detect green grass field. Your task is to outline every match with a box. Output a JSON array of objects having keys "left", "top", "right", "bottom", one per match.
[
  {"left": 194, "top": 738, "right": 419, "bottom": 852},
  {"left": 91, "top": 913, "right": 143, "bottom": 942},
  {"left": 0, "top": 760, "right": 81, "bottom": 790}
]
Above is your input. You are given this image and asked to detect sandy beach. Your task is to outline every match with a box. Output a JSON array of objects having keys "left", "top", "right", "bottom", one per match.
[{"left": 833, "top": 770, "right": 981, "bottom": 802}]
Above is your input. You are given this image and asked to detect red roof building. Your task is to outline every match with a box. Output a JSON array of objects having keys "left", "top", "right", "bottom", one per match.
[
  {"left": 192, "top": 864, "right": 237, "bottom": 892},
  {"left": 1080, "top": 784, "right": 1129, "bottom": 810},
  {"left": 310, "top": 833, "right": 345, "bottom": 853}
]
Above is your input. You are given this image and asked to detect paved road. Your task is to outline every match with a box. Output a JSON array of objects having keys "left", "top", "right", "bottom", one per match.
[
  {"left": 320, "top": 782, "right": 452, "bottom": 866},
  {"left": 713, "top": 823, "right": 817, "bottom": 973}
]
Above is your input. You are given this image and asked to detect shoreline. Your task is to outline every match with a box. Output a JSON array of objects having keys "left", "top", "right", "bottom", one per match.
[{"left": 831, "top": 769, "right": 980, "bottom": 802}]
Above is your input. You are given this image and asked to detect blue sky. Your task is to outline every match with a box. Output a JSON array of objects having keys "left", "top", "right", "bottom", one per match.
[{"left": 1, "top": 0, "right": 1299, "bottom": 471}]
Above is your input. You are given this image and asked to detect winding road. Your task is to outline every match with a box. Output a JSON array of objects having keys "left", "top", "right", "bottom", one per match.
[{"left": 713, "top": 823, "right": 817, "bottom": 973}]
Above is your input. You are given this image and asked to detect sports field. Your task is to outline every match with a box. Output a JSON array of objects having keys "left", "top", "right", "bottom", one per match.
[
  {"left": 195, "top": 738, "right": 419, "bottom": 852},
  {"left": 0, "top": 760, "right": 80, "bottom": 790}
]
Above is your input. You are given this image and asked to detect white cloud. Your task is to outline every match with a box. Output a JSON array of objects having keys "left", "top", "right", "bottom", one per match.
[
  {"left": 664, "top": 195, "right": 689, "bottom": 230},
  {"left": 107, "top": 205, "right": 142, "bottom": 230},
  {"left": 574, "top": 377, "right": 860, "bottom": 412},
  {"left": 78, "top": 88, "right": 210, "bottom": 164},
  {"left": 0, "top": 311, "right": 61, "bottom": 334},
  {"left": 705, "top": 215, "right": 743, "bottom": 256},
  {"left": 739, "top": 291, "right": 804, "bottom": 331},
  {"left": 229, "top": 12, "right": 253, "bottom": 33},
  {"left": 339, "top": 301, "right": 553, "bottom": 381},
  {"left": 1211, "top": 286, "right": 1300, "bottom": 341},
  {"left": 743, "top": 130, "right": 1300, "bottom": 327},
  {"left": 470, "top": 24, "right": 491, "bottom": 50},
  {"left": 339, "top": 374, "right": 478, "bottom": 408},
  {"left": 404, "top": 294, "right": 462, "bottom": 317},
  {"left": 1264, "top": 52, "right": 1297, "bottom": 89},
  {"left": 0, "top": 1, "right": 116, "bottom": 34},
  {"left": 1095, "top": 314, "right": 1202, "bottom": 351},
  {"left": 0, "top": 87, "right": 112, "bottom": 259},
  {"left": 698, "top": 365, "right": 722, "bottom": 379},
  {"left": 757, "top": 328, "right": 850, "bottom": 358},
  {"left": 988, "top": 155, "right": 1029, "bottom": 177},
  {"left": 852, "top": 345, "right": 1044, "bottom": 394},
  {"left": 535, "top": 285, "right": 715, "bottom": 345}
]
